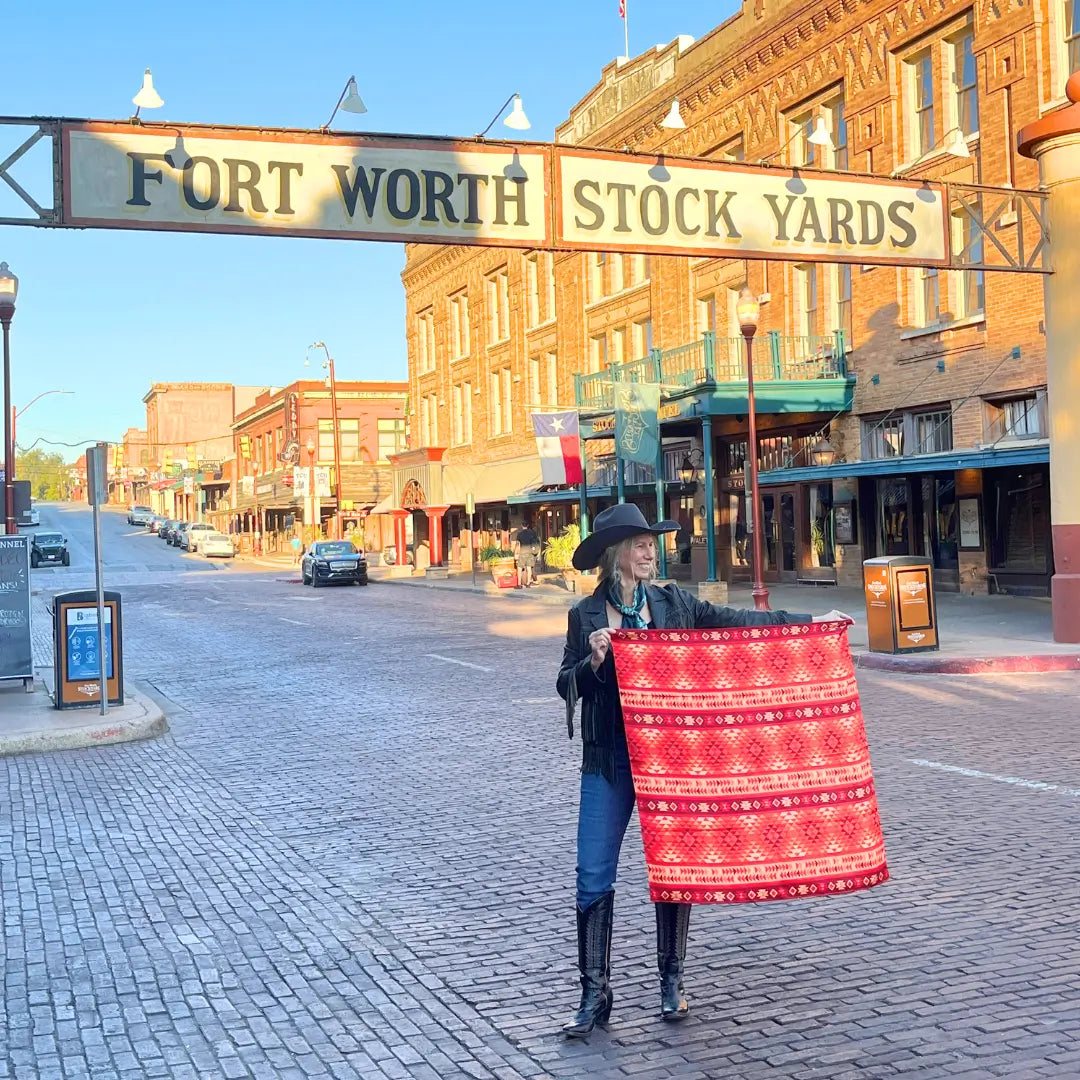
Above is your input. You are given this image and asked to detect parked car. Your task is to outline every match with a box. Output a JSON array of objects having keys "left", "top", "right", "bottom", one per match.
[
  {"left": 158, "top": 520, "right": 176, "bottom": 541},
  {"left": 199, "top": 532, "right": 236, "bottom": 558},
  {"left": 301, "top": 540, "right": 368, "bottom": 587},
  {"left": 30, "top": 531, "right": 69, "bottom": 568},
  {"left": 170, "top": 522, "right": 190, "bottom": 547},
  {"left": 19, "top": 509, "right": 40, "bottom": 527},
  {"left": 149, "top": 516, "right": 164, "bottom": 533},
  {"left": 181, "top": 522, "right": 215, "bottom": 552},
  {"left": 127, "top": 504, "right": 155, "bottom": 526}
]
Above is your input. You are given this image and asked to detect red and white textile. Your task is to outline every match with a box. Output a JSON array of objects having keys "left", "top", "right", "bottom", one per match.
[{"left": 610, "top": 622, "right": 888, "bottom": 904}]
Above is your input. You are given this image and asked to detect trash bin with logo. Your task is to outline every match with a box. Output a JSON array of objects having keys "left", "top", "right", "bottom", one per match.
[
  {"left": 862, "top": 556, "right": 938, "bottom": 654},
  {"left": 53, "top": 590, "right": 125, "bottom": 709}
]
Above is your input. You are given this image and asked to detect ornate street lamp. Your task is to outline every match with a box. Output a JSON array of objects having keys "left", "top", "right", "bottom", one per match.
[
  {"left": 737, "top": 285, "right": 770, "bottom": 610},
  {"left": 0, "top": 262, "right": 19, "bottom": 535},
  {"left": 810, "top": 437, "right": 838, "bottom": 467}
]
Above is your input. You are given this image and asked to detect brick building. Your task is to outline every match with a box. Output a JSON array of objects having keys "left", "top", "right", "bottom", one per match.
[
  {"left": 143, "top": 383, "right": 264, "bottom": 521},
  {"left": 401, "top": 0, "right": 1062, "bottom": 594},
  {"left": 227, "top": 379, "right": 408, "bottom": 553}
]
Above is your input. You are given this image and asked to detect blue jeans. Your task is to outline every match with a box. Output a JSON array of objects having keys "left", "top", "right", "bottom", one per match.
[{"left": 576, "top": 734, "right": 636, "bottom": 909}]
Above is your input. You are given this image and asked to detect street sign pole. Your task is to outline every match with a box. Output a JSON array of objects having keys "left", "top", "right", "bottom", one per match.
[
  {"left": 466, "top": 492, "right": 476, "bottom": 588},
  {"left": 86, "top": 442, "right": 109, "bottom": 715}
]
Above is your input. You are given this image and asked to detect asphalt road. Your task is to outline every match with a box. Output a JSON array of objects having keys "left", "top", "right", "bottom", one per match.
[{"left": 3, "top": 503, "right": 1079, "bottom": 1080}]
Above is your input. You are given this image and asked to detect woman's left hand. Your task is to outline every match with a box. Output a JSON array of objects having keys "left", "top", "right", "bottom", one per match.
[{"left": 813, "top": 609, "right": 855, "bottom": 624}]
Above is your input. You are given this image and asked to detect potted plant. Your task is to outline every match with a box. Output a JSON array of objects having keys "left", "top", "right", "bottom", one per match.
[
  {"left": 479, "top": 543, "right": 517, "bottom": 585},
  {"left": 543, "top": 523, "right": 582, "bottom": 590}
]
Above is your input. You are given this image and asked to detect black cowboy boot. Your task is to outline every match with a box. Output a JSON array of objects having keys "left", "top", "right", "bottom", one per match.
[
  {"left": 656, "top": 902, "right": 691, "bottom": 1021},
  {"left": 563, "top": 891, "right": 614, "bottom": 1038}
]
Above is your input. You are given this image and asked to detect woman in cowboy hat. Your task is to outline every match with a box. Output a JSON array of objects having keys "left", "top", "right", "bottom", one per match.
[{"left": 556, "top": 503, "right": 828, "bottom": 1037}]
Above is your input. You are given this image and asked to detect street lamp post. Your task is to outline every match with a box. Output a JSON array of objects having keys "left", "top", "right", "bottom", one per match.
[
  {"left": 736, "top": 285, "right": 770, "bottom": 611},
  {"left": 309, "top": 342, "right": 343, "bottom": 539},
  {"left": 0, "top": 263, "right": 18, "bottom": 535}
]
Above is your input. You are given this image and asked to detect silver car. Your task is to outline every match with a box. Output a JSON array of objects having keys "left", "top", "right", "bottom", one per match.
[{"left": 181, "top": 522, "right": 215, "bottom": 552}]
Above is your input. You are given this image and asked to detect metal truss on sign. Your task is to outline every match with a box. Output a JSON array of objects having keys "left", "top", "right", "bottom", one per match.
[
  {"left": 0, "top": 117, "right": 62, "bottom": 226},
  {"left": 945, "top": 182, "right": 1050, "bottom": 273}
]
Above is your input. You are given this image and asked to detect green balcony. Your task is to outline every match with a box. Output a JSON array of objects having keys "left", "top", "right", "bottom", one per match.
[{"left": 575, "top": 330, "right": 854, "bottom": 424}]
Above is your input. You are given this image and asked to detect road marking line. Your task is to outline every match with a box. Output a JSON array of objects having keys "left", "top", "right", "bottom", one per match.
[
  {"left": 279, "top": 617, "right": 309, "bottom": 626},
  {"left": 425, "top": 653, "right": 492, "bottom": 672},
  {"left": 205, "top": 598, "right": 224, "bottom": 604},
  {"left": 511, "top": 698, "right": 561, "bottom": 705},
  {"left": 909, "top": 758, "right": 1080, "bottom": 797}
]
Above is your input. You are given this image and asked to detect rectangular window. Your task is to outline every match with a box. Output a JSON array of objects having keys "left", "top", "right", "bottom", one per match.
[
  {"left": 988, "top": 393, "right": 1046, "bottom": 440},
  {"left": 829, "top": 98, "right": 848, "bottom": 170},
  {"left": 525, "top": 253, "right": 540, "bottom": 328},
  {"left": 637, "top": 254, "right": 651, "bottom": 281},
  {"left": 632, "top": 318, "right": 653, "bottom": 359},
  {"left": 589, "top": 252, "right": 606, "bottom": 301},
  {"left": 487, "top": 268, "right": 509, "bottom": 342},
  {"left": 697, "top": 294, "right": 717, "bottom": 334},
  {"left": 796, "top": 265, "right": 818, "bottom": 338},
  {"left": 952, "top": 206, "right": 985, "bottom": 318},
  {"left": 545, "top": 351, "right": 558, "bottom": 407},
  {"left": 589, "top": 333, "right": 607, "bottom": 373},
  {"left": 952, "top": 31, "right": 978, "bottom": 136},
  {"left": 835, "top": 264, "right": 853, "bottom": 345},
  {"left": 611, "top": 325, "right": 627, "bottom": 367},
  {"left": 416, "top": 308, "right": 435, "bottom": 373},
  {"left": 528, "top": 355, "right": 542, "bottom": 408},
  {"left": 338, "top": 419, "right": 360, "bottom": 462},
  {"left": 1069, "top": 0, "right": 1080, "bottom": 78},
  {"left": 610, "top": 253, "right": 624, "bottom": 294},
  {"left": 544, "top": 253, "right": 556, "bottom": 321},
  {"left": 377, "top": 418, "right": 406, "bottom": 461},
  {"left": 912, "top": 51, "right": 935, "bottom": 157},
  {"left": 718, "top": 134, "right": 745, "bottom": 162},
  {"left": 449, "top": 291, "right": 469, "bottom": 359},
  {"left": 317, "top": 420, "right": 335, "bottom": 464},
  {"left": 451, "top": 382, "right": 472, "bottom": 445},
  {"left": 490, "top": 366, "right": 513, "bottom": 436},
  {"left": 919, "top": 266, "right": 940, "bottom": 325},
  {"left": 862, "top": 416, "right": 905, "bottom": 459},
  {"left": 912, "top": 410, "right": 952, "bottom": 454}
]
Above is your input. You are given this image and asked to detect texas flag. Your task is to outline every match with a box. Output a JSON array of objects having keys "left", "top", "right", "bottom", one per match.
[
  {"left": 532, "top": 411, "right": 583, "bottom": 486},
  {"left": 619, "top": 0, "right": 625, "bottom": 15}
]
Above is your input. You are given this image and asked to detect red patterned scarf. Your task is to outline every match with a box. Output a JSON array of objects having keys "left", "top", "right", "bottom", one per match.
[{"left": 609, "top": 621, "right": 888, "bottom": 904}]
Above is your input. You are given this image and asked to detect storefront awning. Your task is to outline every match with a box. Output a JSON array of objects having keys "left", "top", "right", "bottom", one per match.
[
  {"left": 370, "top": 492, "right": 396, "bottom": 515},
  {"left": 442, "top": 457, "right": 544, "bottom": 507},
  {"left": 757, "top": 442, "right": 1049, "bottom": 486}
]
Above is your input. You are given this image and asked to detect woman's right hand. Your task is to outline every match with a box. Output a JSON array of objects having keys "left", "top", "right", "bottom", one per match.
[{"left": 588, "top": 628, "right": 613, "bottom": 670}]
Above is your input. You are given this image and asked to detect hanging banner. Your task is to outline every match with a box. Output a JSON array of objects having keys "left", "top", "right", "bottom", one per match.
[
  {"left": 554, "top": 147, "right": 948, "bottom": 267},
  {"left": 614, "top": 382, "right": 660, "bottom": 466},
  {"left": 314, "top": 467, "right": 332, "bottom": 497},
  {"left": 62, "top": 122, "right": 551, "bottom": 249},
  {"left": 292, "top": 466, "right": 310, "bottom": 497}
]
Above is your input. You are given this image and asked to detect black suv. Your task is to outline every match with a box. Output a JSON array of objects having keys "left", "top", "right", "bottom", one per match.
[{"left": 31, "top": 531, "right": 70, "bottom": 568}]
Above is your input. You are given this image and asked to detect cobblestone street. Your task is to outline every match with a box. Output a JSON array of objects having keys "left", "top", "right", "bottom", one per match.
[{"left": 3, "top": 515, "right": 1080, "bottom": 1079}]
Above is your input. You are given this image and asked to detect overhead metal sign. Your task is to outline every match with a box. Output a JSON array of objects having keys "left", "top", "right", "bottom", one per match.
[{"left": 0, "top": 116, "right": 1051, "bottom": 271}]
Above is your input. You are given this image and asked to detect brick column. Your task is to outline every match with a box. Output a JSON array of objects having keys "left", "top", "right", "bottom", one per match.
[{"left": 1019, "top": 75, "right": 1080, "bottom": 641}]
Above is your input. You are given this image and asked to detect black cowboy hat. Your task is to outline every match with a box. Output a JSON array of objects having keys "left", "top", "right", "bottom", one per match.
[{"left": 572, "top": 504, "right": 681, "bottom": 571}]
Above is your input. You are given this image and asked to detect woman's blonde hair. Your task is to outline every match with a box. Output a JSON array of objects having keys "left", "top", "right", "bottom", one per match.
[{"left": 596, "top": 534, "right": 659, "bottom": 589}]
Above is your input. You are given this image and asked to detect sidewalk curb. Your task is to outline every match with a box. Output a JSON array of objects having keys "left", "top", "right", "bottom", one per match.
[
  {"left": 0, "top": 680, "right": 169, "bottom": 758},
  {"left": 855, "top": 651, "right": 1080, "bottom": 674},
  {"left": 369, "top": 573, "right": 578, "bottom": 607}
]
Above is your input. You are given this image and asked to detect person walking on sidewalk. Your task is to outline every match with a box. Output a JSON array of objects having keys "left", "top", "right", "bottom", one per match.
[
  {"left": 555, "top": 503, "right": 814, "bottom": 1038},
  {"left": 512, "top": 519, "right": 541, "bottom": 588}
]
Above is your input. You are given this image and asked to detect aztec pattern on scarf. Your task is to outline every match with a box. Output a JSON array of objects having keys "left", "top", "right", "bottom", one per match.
[{"left": 610, "top": 621, "right": 888, "bottom": 904}]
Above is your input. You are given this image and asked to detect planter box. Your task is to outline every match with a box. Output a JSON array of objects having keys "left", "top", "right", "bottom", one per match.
[{"left": 490, "top": 558, "right": 519, "bottom": 589}]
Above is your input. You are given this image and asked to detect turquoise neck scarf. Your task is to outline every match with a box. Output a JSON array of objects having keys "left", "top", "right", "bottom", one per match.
[{"left": 607, "top": 581, "right": 649, "bottom": 629}]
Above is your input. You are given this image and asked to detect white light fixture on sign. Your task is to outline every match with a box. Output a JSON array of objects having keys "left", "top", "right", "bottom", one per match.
[
  {"left": 807, "top": 116, "right": 835, "bottom": 150},
  {"left": 476, "top": 94, "right": 530, "bottom": 138},
  {"left": 323, "top": 76, "right": 367, "bottom": 130},
  {"left": 131, "top": 69, "right": 163, "bottom": 122},
  {"left": 660, "top": 100, "right": 686, "bottom": 130},
  {"left": 942, "top": 129, "right": 971, "bottom": 159}
]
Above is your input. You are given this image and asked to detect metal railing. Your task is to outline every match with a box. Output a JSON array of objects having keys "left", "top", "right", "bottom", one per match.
[{"left": 575, "top": 330, "right": 850, "bottom": 409}]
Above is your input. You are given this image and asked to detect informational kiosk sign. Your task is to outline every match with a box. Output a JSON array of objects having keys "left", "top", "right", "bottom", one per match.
[
  {"left": 0, "top": 535, "right": 33, "bottom": 690},
  {"left": 53, "top": 590, "right": 124, "bottom": 709}
]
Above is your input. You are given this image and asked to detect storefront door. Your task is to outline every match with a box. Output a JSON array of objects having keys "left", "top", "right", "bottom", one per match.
[{"left": 762, "top": 488, "right": 797, "bottom": 582}]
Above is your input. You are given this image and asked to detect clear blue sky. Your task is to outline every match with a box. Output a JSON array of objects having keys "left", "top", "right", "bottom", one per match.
[{"left": 1, "top": 0, "right": 735, "bottom": 458}]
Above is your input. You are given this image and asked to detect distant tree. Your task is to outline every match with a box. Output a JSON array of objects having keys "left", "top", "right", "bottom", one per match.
[{"left": 14, "top": 448, "right": 68, "bottom": 500}]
